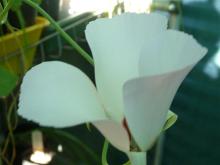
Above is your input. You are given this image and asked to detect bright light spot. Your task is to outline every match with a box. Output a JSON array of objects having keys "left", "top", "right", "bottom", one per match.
[
  {"left": 204, "top": 46, "right": 220, "bottom": 79},
  {"left": 30, "top": 151, "right": 53, "bottom": 165},
  {"left": 22, "top": 160, "right": 39, "bottom": 165},
  {"left": 204, "top": 60, "right": 219, "bottom": 79},
  {"left": 203, "top": 39, "right": 220, "bottom": 79},
  {"left": 214, "top": 48, "right": 220, "bottom": 67},
  {"left": 124, "top": 0, "right": 153, "bottom": 13},
  {"left": 57, "top": 144, "right": 63, "bottom": 152},
  {"left": 68, "top": 0, "right": 117, "bottom": 15},
  {"left": 32, "top": 130, "right": 44, "bottom": 152},
  {"left": 214, "top": 0, "right": 220, "bottom": 13}
]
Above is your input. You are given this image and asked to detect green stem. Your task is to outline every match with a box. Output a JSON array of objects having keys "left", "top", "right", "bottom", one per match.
[
  {"left": 127, "top": 152, "right": 147, "bottom": 165},
  {"left": 16, "top": 9, "right": 26, "bottom": 28},
  {"left": 0, "top": 0, "right": 12, "bottom": 22},
  {"left": 16, "top": 9, "right": 29, "bottom": 74},
  {"left": 2, "top": 0, "right": 8, "bottom": 9},
  {"left": 102, "top": 140, "right": 109, "bottom": 165},
  {"left": 23, "top": 0, "right": 94, "bottom": 66}
]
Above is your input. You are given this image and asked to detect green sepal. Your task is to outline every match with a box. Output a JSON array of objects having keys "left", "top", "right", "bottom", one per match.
[{"left": 163, "top": 110, "right": 178, "bottom": 131}]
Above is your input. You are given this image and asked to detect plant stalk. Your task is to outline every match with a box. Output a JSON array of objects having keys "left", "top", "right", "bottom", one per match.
[
  {"left": 127, "top": 152, "right": 147, "bottom": 165},
  {"left": 0, "top": 0, "right": 12, "bottom": 23},
  {"left": 102, "top": 140, "right": 109, "bottom": 165},
  {"left": 23, "top": 0, "right": 94, "bottom": 66}
]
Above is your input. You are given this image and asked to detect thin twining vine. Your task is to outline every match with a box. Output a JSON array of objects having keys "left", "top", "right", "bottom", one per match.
[{"left": 0, "top": 92, "right": 18, "bottom": 165}]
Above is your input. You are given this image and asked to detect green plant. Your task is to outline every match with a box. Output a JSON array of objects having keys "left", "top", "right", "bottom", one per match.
[
  {"left": 17, "top": 12, "right": 207, "bottom": 165},
  {"left": 0, "top": 1, "right": 207, "bottom": 165},
  {"left": 0, "top": 67, "right": 18, "bottom": 97},
  {"left": 0, "top": 1, "right": 96, "bottom": 164},
  {"left": 0, "top": 67, "right": 18, "bottom": 164},
  {"left": 0, "top": 0, "right": 93, "bottom": 65}
]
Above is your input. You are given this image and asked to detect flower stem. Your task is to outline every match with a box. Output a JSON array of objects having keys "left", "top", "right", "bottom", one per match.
[
  {"left": 127, "top": 152, "right": 147, "bottom": 165},
  {"left": 0, "top": 0, "right": 13, "bottom": 23},
  {"left": 102, "top": 140, "right": 109, "bottom": 165},
  {"left": 23, "top": 0, "right": 94, "bottom": 66}
]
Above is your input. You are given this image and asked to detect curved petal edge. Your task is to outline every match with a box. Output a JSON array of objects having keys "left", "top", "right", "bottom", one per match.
[{"left": 18, "top": 61, "right": 107, "bottom": 127}]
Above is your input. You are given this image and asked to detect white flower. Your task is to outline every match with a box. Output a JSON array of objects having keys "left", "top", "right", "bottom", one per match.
[{"left": 18, "top": 13, "right": 207, "bottom": 164}]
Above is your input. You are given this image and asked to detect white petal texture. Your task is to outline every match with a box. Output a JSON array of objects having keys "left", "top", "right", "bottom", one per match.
[
  {"left": 139, "top": 30, "right": 208, "bottom": 76},
  {"left": 18, "top": 61, "right": 107, "bottom": 127},
  {"left": 123, "top": 30, "right": 207, "bottom": 151},
  {"left": 85, "top": 13, "right": 168, "bottom": 122}
]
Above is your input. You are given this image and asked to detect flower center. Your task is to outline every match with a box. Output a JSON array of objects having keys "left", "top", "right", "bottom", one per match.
[{"left": 122, "top": 118, "right": 141, "bottom": 152}]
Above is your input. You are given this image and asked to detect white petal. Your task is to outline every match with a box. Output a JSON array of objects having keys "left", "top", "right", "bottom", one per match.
[
  {"left": 18, "top": 61, "right": 107, "bottom": 127},
  {"left": 93, "top": 120, "right": 130, "bottom": 152},
  {"left": 85, "top": 13, "right": 168, "bottom": 122},
  {"left": 127, "top": 152, "right": 146, "bottom": 165},
  {"left": 139, "top": 30, "right": 208, "bottom": 76},
  {"left": 123, "top": 68, "right": 191, "bottom": 151},
  {"left": 123, "top": 30, "right": 207, "bottom": 151}
]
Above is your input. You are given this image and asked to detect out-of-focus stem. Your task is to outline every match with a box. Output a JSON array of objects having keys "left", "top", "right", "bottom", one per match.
[{"left": 127, "top": 152, "right": 147, "bottom": 165}]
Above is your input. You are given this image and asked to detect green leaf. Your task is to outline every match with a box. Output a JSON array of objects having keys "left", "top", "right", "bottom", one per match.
[
  {"left": 11, "top": 0, "right": 23, "bottom": 11},
  {"left": 0, "top": 66, "right": 18, "bottom": 97},
  {"left": 0, "top": 2, "right": 7, "bottom": 24},
  {"left": 123, "top": 161, "right": 131, "bottom": 165},
  {"left": 32, "top": 0, "right": 42, "bottom": 4}
]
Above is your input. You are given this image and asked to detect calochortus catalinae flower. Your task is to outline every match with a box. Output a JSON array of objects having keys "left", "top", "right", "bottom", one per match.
[{"left": 18, "top": 13, "right": 207, "bottom": 165}]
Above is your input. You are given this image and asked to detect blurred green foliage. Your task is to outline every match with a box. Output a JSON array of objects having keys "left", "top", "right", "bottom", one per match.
[{"left": 0, "top": 66, "right": 18, "bottom": 97}]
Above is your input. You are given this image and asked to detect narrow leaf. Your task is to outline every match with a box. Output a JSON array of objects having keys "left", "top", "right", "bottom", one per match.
[{"left": 0, "top": 2, "right": 7, "bottom": 24}]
